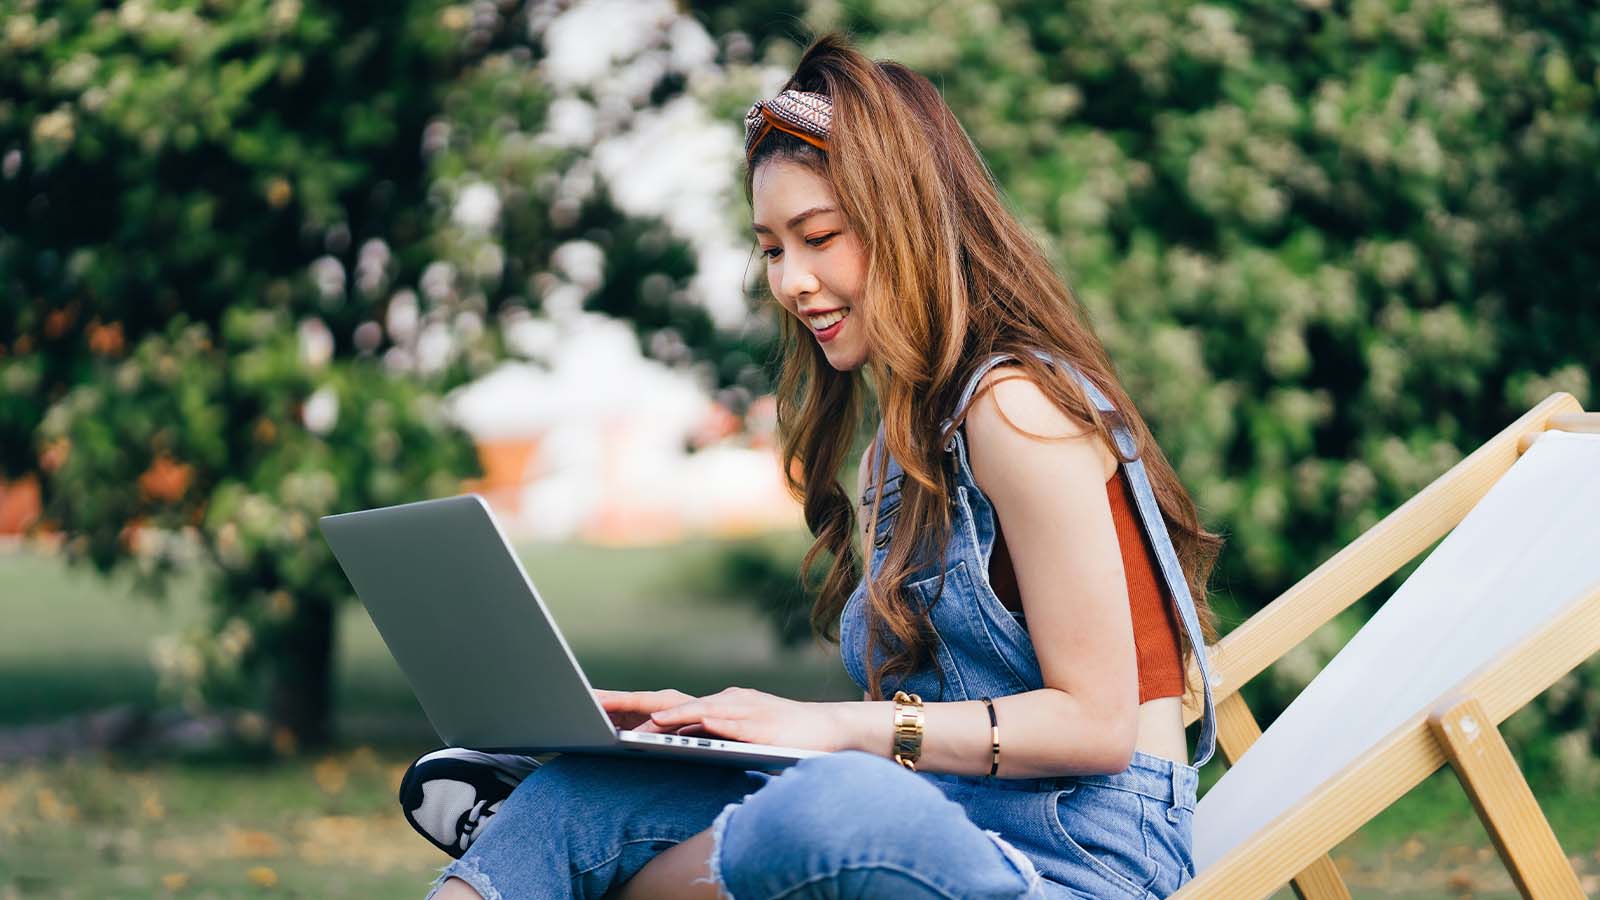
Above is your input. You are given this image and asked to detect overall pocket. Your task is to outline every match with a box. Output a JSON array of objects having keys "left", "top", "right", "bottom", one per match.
[{"left": 1042, "top": 782, "right": 1160, "bottom": 899}]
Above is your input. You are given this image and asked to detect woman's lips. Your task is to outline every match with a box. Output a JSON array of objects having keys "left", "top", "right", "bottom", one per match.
[{"left": 810, "top": 309, "right": 849, "bottom": 343}]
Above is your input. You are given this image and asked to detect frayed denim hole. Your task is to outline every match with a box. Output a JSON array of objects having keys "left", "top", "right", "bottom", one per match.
[
  {"left": 688, "top": 799, "right": 744, "bottom": 900},
  {"left": 983, "top": 828, "right": 1043, "bottom": 895},
  {"left": 425, "top": 857, "right": 503, "bottom": 900}
]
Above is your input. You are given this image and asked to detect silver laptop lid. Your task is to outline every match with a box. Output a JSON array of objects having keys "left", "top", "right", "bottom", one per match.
[{"left": 319, "top": 494, "right": 617, "bottom": 751}]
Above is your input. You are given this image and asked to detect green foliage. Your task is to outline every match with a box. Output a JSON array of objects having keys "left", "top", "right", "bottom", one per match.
[
  {"left": 0, "top": 0, "right": 485, "bottom": 743},
  {"left": 34, "top": 309, "right": 478, "bottom": 716},
  {"left": 0, "top": 0, "right": 775, "bottom": 742},
  {"left": 0, "top": 0, "right": 462, "bottom": 466}
]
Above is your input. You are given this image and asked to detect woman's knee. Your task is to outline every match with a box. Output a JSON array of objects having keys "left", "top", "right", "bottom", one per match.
[
  {"left": 714, "top": 752, "right": 1042, "bottom": 899},
  {"left": 723, "top": 750, "right": 951, "bottom": 848}
]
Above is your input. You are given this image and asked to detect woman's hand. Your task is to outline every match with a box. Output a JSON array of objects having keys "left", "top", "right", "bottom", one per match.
[
  {"left": 594, "top": 688, "right": 698, "bottom": 734},
  {"left": 644, "top": 686, "right": 852, "bottom": 752}
]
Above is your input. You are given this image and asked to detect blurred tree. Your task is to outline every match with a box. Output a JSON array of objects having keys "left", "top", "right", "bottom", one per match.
[
  {"left": 0, "top": 0, "right": 488, "bottom": 748},
  {"left": 0, "top": 0, "right": 782, "bottom": 749}
]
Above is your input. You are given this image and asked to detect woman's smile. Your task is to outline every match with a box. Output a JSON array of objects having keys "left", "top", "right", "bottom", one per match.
[{"left": 806, "top": 307, "right": 850, "bottom": 342}]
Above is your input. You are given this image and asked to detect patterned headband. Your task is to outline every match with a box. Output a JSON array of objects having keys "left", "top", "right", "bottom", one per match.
[{"left": 743, "top": 89, "right": 833, "bottom": 160}]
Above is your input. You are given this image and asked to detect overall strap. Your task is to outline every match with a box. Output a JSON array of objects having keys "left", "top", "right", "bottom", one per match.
[
  {"left": 864, "top": 424, "right": 904, "bottom": 508},
  {"left": 940, "top": 350, "right": 1219, "bottom": 770}
]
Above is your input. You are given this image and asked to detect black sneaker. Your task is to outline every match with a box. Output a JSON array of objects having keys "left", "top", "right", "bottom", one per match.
[{"left": 398, "top": 747, "right": 548, "bottom": 857}]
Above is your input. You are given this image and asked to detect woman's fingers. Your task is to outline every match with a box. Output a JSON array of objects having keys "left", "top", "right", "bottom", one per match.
[
  {"left": 649, "top": 700, "right": 710, "bottom": 727},
  {"left": 595, "top": 689, "right": 697, "bottom": 732},
  {"left": 595, "top": 688, "right": 692, "bottom": 711}
]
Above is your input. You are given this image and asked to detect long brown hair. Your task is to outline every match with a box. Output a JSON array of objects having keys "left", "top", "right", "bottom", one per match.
[{"left": 746, "top": 32, "right": 1224, "bottom": 703}]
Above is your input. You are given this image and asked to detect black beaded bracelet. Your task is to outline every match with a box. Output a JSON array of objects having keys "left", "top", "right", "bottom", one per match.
[{"left": 979, "top": 696, "right": 999, "bottom": 776}]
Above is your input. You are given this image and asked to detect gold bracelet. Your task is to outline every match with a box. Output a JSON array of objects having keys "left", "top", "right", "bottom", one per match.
[
  {"left": 891, "top": 690, "right": 924, "bottom": 771},
  {"left": 979, "top": 696, "right": 1000, "bottom": 776}
]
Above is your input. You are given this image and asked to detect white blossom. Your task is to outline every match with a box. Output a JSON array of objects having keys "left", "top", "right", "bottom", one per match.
[
  {"left": 540, "top": 0, "right": 676, "bottom": 90},
  {"left": 421, "top": 261, "right": 457, "bottom": 303},
  {"left": 386, "top": 289, "right": 420, "bottom": 342},
  {"left": 544, "top": 97, "right": 597, "bottom": 148},
  {"left": 309, "top": 255, "right": 345, "bottom": 303},
  {"left": 356, "top": 238, "right": 391, "bottom": 296},
  {"left": 353, "top": 320, "right": 383, "bottom": 353},
  {"left": 302, "top": 385, "right": 339, "bottom": 434},
  {"left": 416, "top": 321, "right": 454, "bottom": 375},
  {"left": 452, "top": 180, "right": 502, "bottom": 233},
  {"left": 551, "top": 240, "right": 605, "bottom": 291},
  {"left": 297, "top": 317, "right": 333, "bottom": 369}
]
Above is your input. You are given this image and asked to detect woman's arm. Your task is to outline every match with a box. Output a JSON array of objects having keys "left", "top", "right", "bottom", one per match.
[
  {"left": 650, "top": 375, "right": 1137, "bottom": 777},
  {"left": 645, "top": 686, "right": 1133, "bottom": 778},
  {"left": 955, "top": 368, "right": 1139, "bottom": 774},
  {"left": 832, "top": 689, "right": 1128, "bottom": 777},
  {"left": 836, "top": 370, "right": 1138, "bottom": 777}
]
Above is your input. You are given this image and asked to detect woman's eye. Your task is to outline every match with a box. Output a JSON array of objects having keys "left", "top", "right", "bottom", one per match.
[{"left": 760, "top": 234, "right": 835, "bottom": 261}]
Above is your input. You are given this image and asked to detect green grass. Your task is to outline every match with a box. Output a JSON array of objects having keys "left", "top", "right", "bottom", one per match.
[
  {"left": 0, "top": 537, "right": 859, "bottom": 736},
  {"left": 1, "top": 541, "right": 1597, "bottom": 898}
]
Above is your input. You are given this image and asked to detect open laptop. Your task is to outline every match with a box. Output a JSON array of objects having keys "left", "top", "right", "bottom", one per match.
[{"left": 319, "top": 493, "right": 823, "bottom": 770}]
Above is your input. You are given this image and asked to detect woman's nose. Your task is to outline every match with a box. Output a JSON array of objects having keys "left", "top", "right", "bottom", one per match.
[{"left": 782, "top": 264, "right": 819, "bottom": 304}]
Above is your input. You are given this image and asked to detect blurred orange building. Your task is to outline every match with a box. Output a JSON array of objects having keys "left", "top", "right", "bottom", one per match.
[
  {"left": 448, "top": 315, "right": 801, "bottom": 546},
  {"left": 0, "top": 475, "right": 40, "bottom": 537}
]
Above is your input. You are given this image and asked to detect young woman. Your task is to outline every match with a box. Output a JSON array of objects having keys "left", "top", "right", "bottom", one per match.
[{"left": 417, "top": 31, "right": 1222, "bottom": 900}]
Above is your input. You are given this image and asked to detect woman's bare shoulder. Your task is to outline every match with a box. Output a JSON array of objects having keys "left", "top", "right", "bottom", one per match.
[{"left": 964, "top": 366, "right": 1119, "bottom": 485}]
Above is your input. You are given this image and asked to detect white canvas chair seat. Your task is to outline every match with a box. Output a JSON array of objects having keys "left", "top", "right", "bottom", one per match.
[{"left": 1173, "top": 395, "right": 1599, "bottom": 899}]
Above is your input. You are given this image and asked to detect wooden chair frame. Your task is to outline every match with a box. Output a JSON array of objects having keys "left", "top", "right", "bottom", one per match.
[{"left": 1174, "top": 393, "right": 1599, "bottom": 899}]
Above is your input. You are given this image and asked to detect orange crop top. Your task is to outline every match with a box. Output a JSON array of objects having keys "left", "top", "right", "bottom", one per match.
[{"left": 987, "top": 469, "right": 1186, "bottom": 703}]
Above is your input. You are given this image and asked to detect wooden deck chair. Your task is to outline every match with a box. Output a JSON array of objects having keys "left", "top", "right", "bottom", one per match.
[{"left": 1172, "top": 393, "right": 1600, "bottom": 899}]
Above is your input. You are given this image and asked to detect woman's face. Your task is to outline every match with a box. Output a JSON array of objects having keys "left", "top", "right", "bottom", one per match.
[{"left": 752, "top": 159, "right": 869, "bottom": 371}]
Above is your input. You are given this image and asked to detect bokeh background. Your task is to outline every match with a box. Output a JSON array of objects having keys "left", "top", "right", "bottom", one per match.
[{"left": 1, "top": 0, "right": 1597, "bottom": 896}]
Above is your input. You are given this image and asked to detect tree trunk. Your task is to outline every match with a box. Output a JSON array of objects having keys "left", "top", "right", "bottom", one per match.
[{"left": 266, "top": 595, "right": 336, "bottom": 751}]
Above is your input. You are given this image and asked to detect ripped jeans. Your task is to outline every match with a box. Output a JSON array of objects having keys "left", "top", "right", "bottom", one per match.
[{"left": 425, "top": 748, "right": 1197, "bottom": 899}]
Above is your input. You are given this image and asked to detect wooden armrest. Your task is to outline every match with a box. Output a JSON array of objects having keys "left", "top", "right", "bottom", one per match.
[
  {"left": 1184, "top": 393, "right": 1584, "bottom": 726},
  {"left": 1517, "top": 412, "right": 1600, "bottom": 453}
]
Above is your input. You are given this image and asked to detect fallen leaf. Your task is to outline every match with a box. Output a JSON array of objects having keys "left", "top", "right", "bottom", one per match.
[
  {"left": 246, "top": 866, "right": 278, "bottom": 888},
  {"left": 35, "top": 788, "right": 79, "bottom": 823},
  {"left": 271, "top": 727, "right": 297, "bottom": 757},
  {"left": 348, "top": 745, "right": 378, "bottom": 772},
  {"left": 313, "top": 757, "right": 348, "bottom": 795},
  {"left": 227, "top": 827, "right": 285, "bottom": 858},
  {"left": 160, "top": 872, "right": 191, "bottom": 891},
  {"left": 1442, "top": 843, "right": 1475, "bottom": 865}
]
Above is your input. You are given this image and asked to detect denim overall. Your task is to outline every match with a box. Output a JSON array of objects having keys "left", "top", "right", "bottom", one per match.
[{"left": 426, "top": 350, "right": 1218, "bottom": 900}]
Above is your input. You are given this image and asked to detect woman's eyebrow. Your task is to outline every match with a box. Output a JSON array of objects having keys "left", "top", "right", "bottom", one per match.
[{"left": 751, "top": 205, "right": 837, "bottom": 235}]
